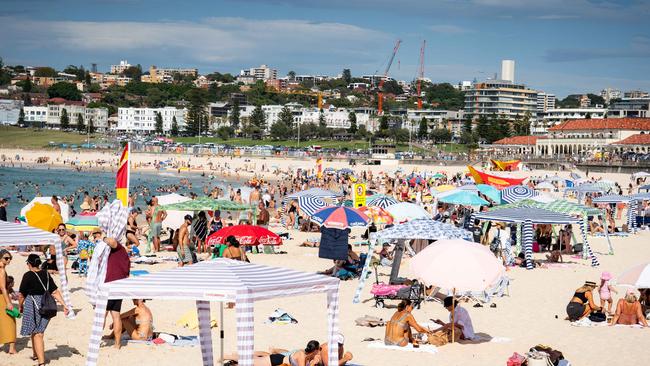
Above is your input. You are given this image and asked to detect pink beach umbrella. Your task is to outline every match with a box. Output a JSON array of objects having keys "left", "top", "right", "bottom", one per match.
[
  {"left": 616, "top": 262, "right": 650, "bottom": 288},
  {"left": 409, "top": 239, "right": 506, "bottom": 342}
]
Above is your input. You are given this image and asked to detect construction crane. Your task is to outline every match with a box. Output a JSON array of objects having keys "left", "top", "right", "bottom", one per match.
[
  {"left": 377, "top": 39, "right": 401, "bottom": 115},
  {"left": 416, "top": 40, "right": 426, "bottom": 109}
]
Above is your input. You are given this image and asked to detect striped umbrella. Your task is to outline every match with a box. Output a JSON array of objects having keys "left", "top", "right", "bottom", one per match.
[
  {"left": 367, "top": 195, "right": 398, "bottom": 209},
  {"left": 501, "top": 185, "right": 539, "bottom": 204},
  {"left": 298, "top": 195, "right": 326, "bottom": 217},
  {"left": 311, "top": 206, "right": 370, "bottom": 229},
  {"left": 66, "top": 215, "right": 100, "bottom": 232},
  {"left": 617, "top": 262, "right": 650, "bottom": 288}
]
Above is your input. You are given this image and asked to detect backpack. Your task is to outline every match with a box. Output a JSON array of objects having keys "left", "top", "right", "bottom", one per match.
[
  {"left": 489, "top": 229, "right": 501, "bottom": 253},
  {"left": 31, "top": 271, "right": 58, "bottom": 319}
]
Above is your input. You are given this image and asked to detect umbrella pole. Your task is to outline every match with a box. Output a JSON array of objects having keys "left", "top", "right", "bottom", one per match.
[
  {"left": 451, "top": 288, "right": 456, "bottom": 343},
  {"left": 220, "top": 302, "right": 224, "bottom": 366}
]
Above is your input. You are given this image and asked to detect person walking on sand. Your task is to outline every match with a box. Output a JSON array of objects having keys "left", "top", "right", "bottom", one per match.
[
  {"left": 0, "top": 249, "right": 16, "bottom": 355},
  {"left": 102, "top": 238, "right": 131, "bottom": 349},
  {"left": 177, "top": 215, "right": 194, "bottom": 267},
  {"left": 147, "top": 196, "right": 166, "bottom": 252}
]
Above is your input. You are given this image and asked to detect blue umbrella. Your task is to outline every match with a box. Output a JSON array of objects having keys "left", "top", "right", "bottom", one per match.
[
  {"left": 298, "top": 195, "right": 326, "bottom": 217},
  {"left": 310, "top": 206, "right": 370, "bottom": 229},
  {"left": 439, "top": 191, "right": 489, "bottom": 206},
  {"left": 367, "top": 195, "right": 398, "bottom": 209},
  {"left": 476, "top": 184, "right": 501, "bottom": 203},
  {"left": 501, "top": 185, "right": 539, "bottom": 204}
]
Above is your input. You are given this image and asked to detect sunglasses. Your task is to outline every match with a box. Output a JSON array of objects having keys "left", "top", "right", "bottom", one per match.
[{"left": 2, "top": 256, "right": 11, "bottom": 261}]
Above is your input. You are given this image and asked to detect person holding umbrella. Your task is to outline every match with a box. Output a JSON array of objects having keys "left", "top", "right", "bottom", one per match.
[{"left": 432, "top": 297, "right": 476, "bottom": 341}]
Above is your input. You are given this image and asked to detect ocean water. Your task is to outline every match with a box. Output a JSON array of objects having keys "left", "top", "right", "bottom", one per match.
[{"left": 0, "top": 166, "right": 243, "bottom": 220}]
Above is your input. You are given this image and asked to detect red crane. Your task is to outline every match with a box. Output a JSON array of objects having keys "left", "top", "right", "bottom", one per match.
[
  {"left": 377, "top": 39, "right": 401, "bottom": 115},
  {"left": 417, "top": 40, "right": 426, "bottom": 109}
]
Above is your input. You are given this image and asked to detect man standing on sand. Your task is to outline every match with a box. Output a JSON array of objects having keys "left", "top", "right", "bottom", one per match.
[
  {"left": 249, "top": 186, "right": 261, "bottom": 206},
  {"left": 177, "top": 215, "right": 194, "bottom": 267},
  {"left": 0, "top": 198, "right": 7, "bottom": 221},
  {"left": 147, "top": 196, "right": 166, "bottom": 252},
  {"left": 103, "top": 237, "right": 130, "bottom": 349}
]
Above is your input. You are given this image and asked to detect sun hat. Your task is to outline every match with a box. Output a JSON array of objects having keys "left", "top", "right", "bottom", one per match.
[
  {"left": 584, "top": 281, "right": 597, "bottom": 287},
  {"left": 334, "top": 333, "right": 345, "bottom": 344},
  {"left": 600, "top": 271, "right": 612, "bottom": 281}
]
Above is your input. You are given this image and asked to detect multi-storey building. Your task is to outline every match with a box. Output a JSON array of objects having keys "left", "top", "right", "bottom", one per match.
[
  {"left": 404, "top": 109, "right": 465, "bottom": 137},
  {"left": 141, "top": 66, "right": 198, "bottom": 83},
  {"left": 532, "top": 108, "right": 607, "bottom": 135},
  {"left": 0, "top": 99, "right": 22, "bottom": 125},
  {"left": 608, "top": 98, "right": 650, "bottom": 118},
  {"left": 110, "top": 60, "right": 132, "bottom": 74},
  {"left": 23, "top": 106, "right": 48, "bottom": 126},
  {"left": 623, "top": 90, "right": 649, "bottom": 99},
  {"left": 600, "top": 88, "right": 621, "bottom": 104},
  {"left": 239, "top": 65, "right": 277, "bottom": 81},
  {"left": 46, "top": 103, "right": 109, "bottom": 131},
  {"left": 115, "top": 107, "right": 186, "bottom": 133},
  {"left": 536, "top": 92, "right": 556, "bottom": 114},
  {"left": 464, "top": 80, "right": 538, "bottom": 121}
]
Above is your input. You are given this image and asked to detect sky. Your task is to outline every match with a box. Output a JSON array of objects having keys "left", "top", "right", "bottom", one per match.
[{"left": 1, "top": 0, "right": 650, "bottom": 97}]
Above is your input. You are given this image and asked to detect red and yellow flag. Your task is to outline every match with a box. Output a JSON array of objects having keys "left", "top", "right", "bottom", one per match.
[
  {"left": 467, "top": 165, "right": 525, "bottom": 189},
  {"left": 490, "top": 159, "right": 521, "bottom": 171},
  {"left": 316, "top": 156, "right": 323, "bottom": 179},
  {"left": 116, "top": 142, "right": 130, "bottom": 206}
]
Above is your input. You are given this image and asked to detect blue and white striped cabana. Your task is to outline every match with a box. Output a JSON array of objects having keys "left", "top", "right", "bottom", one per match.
[
  {"left": 472, "top": 207, "right": 597, "bottom": 269},
  {"left": 593, "top": 194, "right": 639, "bottom": 233}
]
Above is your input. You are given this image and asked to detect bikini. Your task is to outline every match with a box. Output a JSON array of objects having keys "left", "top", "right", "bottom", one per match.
[{"left": 384, "top": 312, "right": 410, "bottom": 346}]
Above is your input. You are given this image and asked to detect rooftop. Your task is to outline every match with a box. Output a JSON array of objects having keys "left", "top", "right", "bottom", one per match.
[
  {"left": 613, "top": 133, "right": 650, "bottom": 145},
  {"left": 548, "top": 118, "right": 650, "bottom": 131},
  {"left": 494, "top": 135, "right": 544, "bottom": 145}
]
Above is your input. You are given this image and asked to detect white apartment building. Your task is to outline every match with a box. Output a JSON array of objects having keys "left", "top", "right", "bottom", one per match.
[
  {"left": 115, "top": 107, "right": 186, "bottom": 133},
  {"left": 239, "top": 65, "right": 277, "bottom": 81},
  {"left": 536, "top": 92, "right": 556, "bottom": 113},
  {"left": 600, "top": 88, "right": 621, "bottom": 104},
  {"left": 464, "top": 80, "right": 538, "bottom": 121},
  {"left": 110, "top": 60, "right": 132, "bottom": 74},
  {"left": 23, "top": 106, "right": 48, "bottom": 126},
  {"left": 532, "top": 108, "right": 606, "bottom": 135},
  {"left": 46, "top": 104, "right": 109, "bottom": 131},
  {"left": 404, "top": 109, "right": 465, "bottom": 137},
  {"left": 300, "top": 108, "right": 369, "bottom": 130},
  {"left": 0, "top": 99, "right": 22, "bottom": 125}
]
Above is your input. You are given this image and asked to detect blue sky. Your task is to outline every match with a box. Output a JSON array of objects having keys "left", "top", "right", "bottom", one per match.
[{"left": 1, "top": 0, "right": 649, "bottom": 97}]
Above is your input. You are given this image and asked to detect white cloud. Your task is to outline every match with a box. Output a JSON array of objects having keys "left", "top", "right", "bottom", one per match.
[
  {"left": 534, "top": 14, "right": 580, "bottom": 20},
  {"left": 428, "top": 24, "right": 471, "bottom": 34},
  {"left": 0, "top": 16, "right": 390, "bottom": 67}
]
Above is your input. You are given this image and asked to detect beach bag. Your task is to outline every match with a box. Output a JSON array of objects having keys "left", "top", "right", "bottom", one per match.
[
  {"left": 31, "top": 271, "right": 58, "bottom": 319},
  {"left": 531, "top": 345, "right": 564, "bottom": 366},
  {"left": 427, "top": 330, "right": 448, "bottom": 347},
  {"left": 588, "top": 311, "right": 606, "bottom": 323},
  {"left": 572, "top": 243, "right": 583, "bottom": 254},
  {"left": 507, "top": 352, "right": 526, "bottom": 366},
  {"left": 526, "top": 351, "right": 552, "bottom": 366}
]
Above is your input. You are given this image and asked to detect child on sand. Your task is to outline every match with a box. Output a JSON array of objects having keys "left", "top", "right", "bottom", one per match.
[{"left": 598, "top": 271, "right": 617, "bottom": 315}]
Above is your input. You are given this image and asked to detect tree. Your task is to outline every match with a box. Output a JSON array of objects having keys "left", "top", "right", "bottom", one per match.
[
  {"left": 512, "top": 112, "right": 531, "bottom": 136},
  {"left": 122, "top": 65, "right": 142, "bottom": 81},
  {"left": 463, "top": 114, "right": 473, "bottom": 134},
  {"left": 18, "top": 78, "right": 33, "bottom": 92},
  {"left": 88, "top": 118, "right": 96, "bottom": 134},
  {"left": 430, "top": 128, "right": 452, "bottom": 143},
  {"left": 417, "top": 117, "right": 428, "bottom": 139},
  {"left": 382, "top": 80, "right": 403, "bottom": 95},
  {"left": 60, "top": 108, "right": 70, "bottom": 130},
  {"left": 355, "top": 124, "right": 369, "bottom": 139},
  {"left": 22, "top": 93, "right": 32, "bottom": 107},
  {"left": 171, "top": 116, "right": 179, "bottom": 136},
  {"left": 250, "top": 105, "right": 266, "bottom": 134},
  {"left": 475, "top": 115, "right": 490, "bottom": 142},
  {"left": 85, "top": 71, "right": 92, "bottom": 85},
  {"left": 379, "top": 115, "right": 389, "bottom": 131},
  {"left": 34, "top": 67, "right": 56, "bottom": 77},
  {"left": 216, "top": 126, "right": 235, "bottom": 140},
  {"left": 270, "top": 105, "right": 294, "bottom": 140},
  {"left": 229, "top": 99, "right": 240, "bottom": 130},
  {"left": 155, "top": 111, "right": 163, "bottom": 134},
  {"left": 425, "top": 83, "right": 465, "bottom": 110},
  {"left": 287, "top": 71, "right": 296, "bottom": 80},
  {"left": 47, "top": 82, "right": 82, "bottom": 100},
  {"left": 342, "top": 69, "right": 352, "bottom": 84},
  {"left": 347, "top": 111, "right": 357, "bottom": 134},
  {"left": 76, "top": 113, "right": 85, "bottom": 132},
  {"left": 17, "top": 108, "right": 25, "bottom": 126},
  {"left": 184, "top": 88, "right": 208, "bottom": 136}
]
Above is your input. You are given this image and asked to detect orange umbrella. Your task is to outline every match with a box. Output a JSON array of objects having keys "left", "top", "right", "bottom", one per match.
[
  {"left": 358, "top": 206, "right": 394, "bottom": 225},
  {"left": 25, "top": 202, "right": 63, "bottom": 232}
]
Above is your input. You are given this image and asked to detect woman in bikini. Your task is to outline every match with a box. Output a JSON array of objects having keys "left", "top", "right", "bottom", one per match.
[
  {"left": 126, "top": 209, "right": 140, "bottom": 247},
  {"left": 224, "top": 340, "right": 321, "bottom": 366},
  {"left": 566, "top": 281, "right": 601, "bottom": 321},
  {"left": 384, "top": 299, "right": 430, "bottom": 346},
  {"left": 223, "top": 236, "right": 246, "bottom": 262},
  {"left": 611, "top": 290, "right": 649, "bottom": 327},
  {"left": 120, "top": 299, "right": 154, "bottom": 340}
]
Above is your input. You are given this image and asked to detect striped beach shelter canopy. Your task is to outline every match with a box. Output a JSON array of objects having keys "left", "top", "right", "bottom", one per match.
[
  {"left": 160, "top": 197, "right": 252, "bottom": 212},
  {"left": 86, "top": 259, "right": 341, "bottom": 366},
  {"left": 353, "top": 219, "right": 472, "bottom": 304},
  {"left": 501, "top": 185, "right": 539, "bottom": 204},
  {"left": 473, "top": 207, "right": 586, "bottom": 270},
  {"left": 283, "top": 187, "right": 342, "bottom": 202},
  {"left": 592, "top": 194, "right": 639, "bottom": 233},
  {"left": 565, "top": 183, "right": 613, "bottom": 202},
  {"left": 0, "top": 221, "right": 73, "bottom": 310}
]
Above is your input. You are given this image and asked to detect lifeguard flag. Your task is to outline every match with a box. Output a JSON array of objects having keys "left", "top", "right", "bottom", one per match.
[
  {"left": 490, "top": 159, "right": 521, "bottom": 172},
  {"left": 116, "top": 142, "right": 130, "bottom": 206},
  {"left": 467, "top": 165, "right": 525, "bottom": 189},
  {"left": 316, "top": 157, "right": 323, "bottom": 179}
]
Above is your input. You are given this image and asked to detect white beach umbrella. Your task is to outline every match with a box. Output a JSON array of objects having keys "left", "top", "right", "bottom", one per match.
[
  {"left": 385, "top": 202, "right": 431, "bottom": 222},
  {"left": 156, "top": 193, "right": 192, "bottom": 229},
  {"left": 20, "top": 196, "right": 70, "bottom": 222},
  {"left": 616, "top": 262, "right": 650, "bottom": 288}
]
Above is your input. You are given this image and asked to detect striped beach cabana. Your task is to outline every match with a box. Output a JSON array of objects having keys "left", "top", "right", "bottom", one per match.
[
  {"left": 493, "top": 198, "right": 613, "bottom": 256},
  {"left": 472, "top": 207, "right": 592, "bottom": 269},
  {"left": 85, "top": 259, "right": 340, "bottom": 366},
  {"left": 592, "top": 194, "right": 638, "bottom": 233},
  {"left": 0, "top": 221, "right": 73, "bottom": 310}
]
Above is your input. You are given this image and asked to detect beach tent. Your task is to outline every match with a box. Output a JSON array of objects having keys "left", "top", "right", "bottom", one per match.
[
  {"left": 0, "top": 221, "right": 73, "bottom": 310},
  {"left": 472, "top": 207, "right": 592, "bottom": 269},
  {"left": 283, "top": 188, "right": 342, "bottom": 202},
  {"left": 492, "top": 198, "right": 612, "bottom": 255},
  {"left": 156, "top": 193, "right": 192, "bottom": 229},
  {"left": 20, "top": 196, "right": 70, "bottom": 222},
  {"left": 353, "top": 219, "right": 472, "bottom": 304},
  {"left": 592, "top": 194, "right": 638, "bottom": 233},
  {"left": 85, "top": 259, "right": 341, "bottom": 366},
  {"left": 564, "top": 183, "right": 612, "bottom": 202}
]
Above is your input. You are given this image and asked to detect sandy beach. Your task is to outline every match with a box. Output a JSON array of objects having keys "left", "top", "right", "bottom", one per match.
[{"left": 2, "top": 148, "right": 649, "bottom": 366}]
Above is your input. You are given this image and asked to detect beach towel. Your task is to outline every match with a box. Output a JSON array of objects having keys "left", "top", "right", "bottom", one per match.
[
  {"left": 176, "top": 309, "right": 218, "bottom": 330},
  {"left": 367, "top": 341, "right": 438, "bottom": 354},
  {"left": 570, "top": 318, "right": 644, "bottom": 328},
  {"left": 266, "top": 308, "right": 298, "bottom": 324}
]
